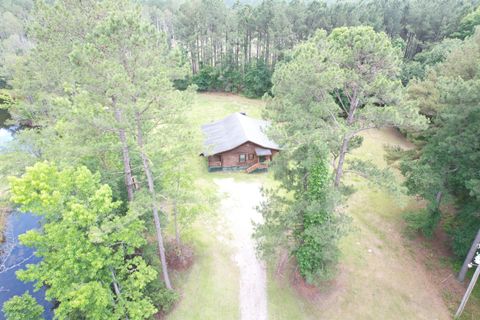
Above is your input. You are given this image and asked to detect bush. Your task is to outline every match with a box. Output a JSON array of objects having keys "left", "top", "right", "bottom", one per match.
[
  {"left": 2, "top": 292, "right": 44, "bottom": 320},
  {"left": 0, "top": 90, "right": 14, "bottom": 110},
  {"left": 145, "top": 279, "right": 178, "bottom": 313},
  {"left": 294, "top": 160, "right": 344, "bottom": 283},
  {"left": 403, "top": 208, "right": 440, "bottom": 238},
  {"left": 174, "top": 59, "right": 273, "bottom": 97},
  {"left": 445, "top": 202, "right": 480, "bottom": 259},
  {"left": 173, "top": 77, "right": 192, "bottom": 91},
  {"left": 192, "top": 65, "right": 221, "bottom": 91},
  {"left": 141, "top": 240, "right": 179, "bottom": 313},
  {"left": 219, "top": 67, "right": 242, "bottom": 93},
  {"left": 243, "top": 60, "right": 272, "bottom": 98}
]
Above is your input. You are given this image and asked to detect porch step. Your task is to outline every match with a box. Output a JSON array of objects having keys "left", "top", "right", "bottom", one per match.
[{"left": 245, "top": 162, "right": 268, "bottom": 173}]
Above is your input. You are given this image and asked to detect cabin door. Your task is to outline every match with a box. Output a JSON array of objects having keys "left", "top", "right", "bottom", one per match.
[{"left": 259, "top": 155, "right": 266, "bottom": 163}]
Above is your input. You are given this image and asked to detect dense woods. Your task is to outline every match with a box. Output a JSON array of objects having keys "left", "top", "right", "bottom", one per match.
[
  {"left": 5, "top": 0, "right": 478, "bottom": 97},
  {"left": 0, "top": 0, "right": 480, "bottom": 318},
  {"left": 142, "top": 0, "right": 480, "bottom": 95},
  {"left": 400, "top": 29, "right": 480, "bottom": 258},
  {"left": 1, "top": 0, "right": 200, "bottom": 318}
]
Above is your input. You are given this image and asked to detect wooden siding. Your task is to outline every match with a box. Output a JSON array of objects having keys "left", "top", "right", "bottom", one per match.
[{"left": 207, "top": 142, "right": 278, "bottom": 170}]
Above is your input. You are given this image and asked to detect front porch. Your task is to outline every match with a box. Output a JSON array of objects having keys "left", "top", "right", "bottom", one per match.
[
  {"left": 244, "top": 147, "right": 272, "bottom": 173},
  {"left": 245, "top": 161, "right": 269, "bottom": 173}
]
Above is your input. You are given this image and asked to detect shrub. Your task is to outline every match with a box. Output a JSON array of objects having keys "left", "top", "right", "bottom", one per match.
[
  {"left": 173, "top": 77, "right": 192, "bottom": 91},
  {"left": 403, "top": 208, "right": 440, "bottom": 238},
  {"left": 192, "top": 65, "right": 221, "bottom": 91},
  {"left": 445, "top": 202, "right": 480, "bottom": 259},
  {"left": 141, "top": 240, "right": 179, "bottom": 312},
  {"left": 145, "top": 280, "right": 178, "bottom": 313},
  {"left": 2, "top": 292, "right": 44, "bottom": 320},
  {"left": 219, "top": 67, "right": 242, "bottom": 93},
  {"left": 294, "top": 160, "right": 344, "bottom": 283},
  {"left": 243, "top": 60, "right": 272, "bottom": 98}
]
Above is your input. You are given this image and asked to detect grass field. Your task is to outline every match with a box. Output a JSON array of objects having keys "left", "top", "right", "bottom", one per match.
[
  {"left": 166, "top": 92, "right": 479, "bottom": 320},
  {"left": 165, "top": 93, "right": 269, "bottom": 319},
  {"left": 166, "top": 213, "right": 240, "bottom": 319}
]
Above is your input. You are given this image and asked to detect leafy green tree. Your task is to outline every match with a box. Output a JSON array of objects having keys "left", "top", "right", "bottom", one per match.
[
  {"left": 268, "top": 27, "right": 425, "bottom": 188},
  {"left": 254, "top": 138, "right": 346, "bottom": 283},
  {"left": 243, "top": 60, "right": 272, "bottom": 97},
  {"left": 8, "top": 162, "right": 158, "bottom": 319},
  {"left": 0, "top": 0, "right": 33, "bottom": 89},
  {"left": 452, "top": 5, "right": 480, "bottom": 39},
  {"left": 7, "top": 0, "right": 129, "bottom": 197},
  {"left": 255, "top": 26, "right": 427, "bottom": 283},
  {"left": 0, "top": 89, "right": 13, "bottom": 109},
  {"left": 5, "top": 0, "right": 193, "bottom": 292},
  {"left": 401, "top": 29, "right": 480, "bottom": 257},
  {"left": 401, "top": 38, "right": 462, "bottom": 85},
  {"left": 2, "top": 292, "right": 44, "bottom": 320},
  {"left": 159, "top": 137, "right": 214, "bottom": 246},
  {"left": 192, "top": 65, "right": 221, "bottom": 91},
  {"left": 294, "top": 160, "right": 344, "bottom": 282},
  {"left": 67, "top": 0, "right": 190, "bottom": 289}
]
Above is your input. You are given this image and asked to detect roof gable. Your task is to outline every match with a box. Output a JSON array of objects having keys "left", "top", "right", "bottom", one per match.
[{"left": 201, "top": 113, "right": 279, "bottom": 156}]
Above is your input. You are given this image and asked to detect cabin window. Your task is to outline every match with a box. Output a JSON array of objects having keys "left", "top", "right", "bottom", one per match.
[
  {"left": 239, "top": 154, "right": 246, "bottom": 162},
  {"left": 248, "top": 153, "right": 254, "bottom": 160}
]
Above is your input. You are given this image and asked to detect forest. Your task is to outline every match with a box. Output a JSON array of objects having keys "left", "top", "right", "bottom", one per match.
[{"left": 0, "top": 0, "right": 480, "bottom": 319}]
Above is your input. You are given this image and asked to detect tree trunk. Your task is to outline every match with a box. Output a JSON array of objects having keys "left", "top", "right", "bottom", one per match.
[
  {"left": 435, "top": 191, "right": 443, "bottom": 210},
  {"left": 174, "top": 179, "right": 180, "bottom": 246},
  {"left": 455, "top": 264, "right": 480, "bottom": 318},
  {"left": 256, "top": 32, "right": 260, "bottom": 59},
  {"left": 196, "top": 35, "right": 200, "bottom": 73},
  {"left": 174, "top": 199, "right": 180, "bottom": 246},
  {"left": 248, "top": 31, "right": 251, "bottom": 64},
  {"left": 110, "top": 268, "right": 129, "bottom": 320},
  {"left": 113, "top": 100, "right": 134, "bottom": 201},
  {"left": 265, "top": 30, "right": 269, "bottom": 65},
  {"left": 135, "top": 112, "right": 173, "bottom": 290},
  {"left": 334, "top": 135, "right": 350, "bottom": 188},
  {"left": 244, "top": 33, "right": 248, "bottom": 70},
  {"left": 334, "top": 91, "right": 358, "bottom": 188},
  {"left": 458, "top": 229, "right": 480, "bottom": 282}
]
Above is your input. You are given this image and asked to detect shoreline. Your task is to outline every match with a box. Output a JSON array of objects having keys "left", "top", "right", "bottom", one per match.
[
  {"left": 0, "top": 205, "right": 9, "bottom": 243},
  {"left": 0, "top": 188, "right": 10, "bottom": 243}
]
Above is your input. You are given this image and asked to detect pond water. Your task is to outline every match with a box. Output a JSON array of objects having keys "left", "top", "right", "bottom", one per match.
[
  {"left": 0, "top": 109, "right": 54, "bottom": 319},
  {"left": 0, "top": 214, "right": 54, "bottom": 319},
  {"left": 0, "top": 110, "right": 13, "bottom": 147}
]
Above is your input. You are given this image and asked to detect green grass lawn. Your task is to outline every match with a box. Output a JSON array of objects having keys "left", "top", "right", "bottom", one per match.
[
  {"left": 166, "top": 92, "right": 478, "bottom": 320},
  {"left": 166, "top": 213, "right": 240, "bottom": 319},
  {"left": 265, "top": 128, "right": 480, "bottom": 320},
  {"left": 165, "top": 92, "right": 269, "bottom": 319}
]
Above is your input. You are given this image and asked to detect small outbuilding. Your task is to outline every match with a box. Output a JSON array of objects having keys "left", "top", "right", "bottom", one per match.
[{"left": 200, "top": 112, "right": 280, "bottom": 173}]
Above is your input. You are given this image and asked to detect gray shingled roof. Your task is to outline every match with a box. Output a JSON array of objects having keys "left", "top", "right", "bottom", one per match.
[{"left": 201, "top": 112, "right": 279, "bottom": 156}]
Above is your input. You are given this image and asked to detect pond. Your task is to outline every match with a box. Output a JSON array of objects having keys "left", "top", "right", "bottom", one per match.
[
  {"left": 0, "top": 109, "right": 13, "bottom": 147},
  {"left": 0, "top": 109, "right": 54, "bottom": 319}
]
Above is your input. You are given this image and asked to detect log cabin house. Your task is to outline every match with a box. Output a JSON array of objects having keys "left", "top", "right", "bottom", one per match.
[{"left": 200, "top": 112, "right": 280, "bottom": 173}]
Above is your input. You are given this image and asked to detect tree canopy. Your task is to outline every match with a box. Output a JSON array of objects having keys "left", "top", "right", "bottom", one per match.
[
  {"left": 401, "top": 29, "right": 480, "bottom": 256},
  {"left": 9, "top": 162, "right": 158, "bottom": 319}
]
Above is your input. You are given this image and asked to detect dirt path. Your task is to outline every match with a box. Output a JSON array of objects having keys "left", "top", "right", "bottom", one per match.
[{"left": 215, "top": 178, "right": 267, "bottom": 320}]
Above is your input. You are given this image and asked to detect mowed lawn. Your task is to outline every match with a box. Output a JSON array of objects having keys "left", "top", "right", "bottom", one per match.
[
  {"left": 165, "top": 93, "right": 267, "bottom": 319},
  {"left": 167, "top": 92, "right": 475, "bottom": 320}
]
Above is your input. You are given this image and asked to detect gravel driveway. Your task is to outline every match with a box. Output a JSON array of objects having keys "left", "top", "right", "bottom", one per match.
[{"left": 215, "top": 178, "right": 267, "bottom": 320}]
